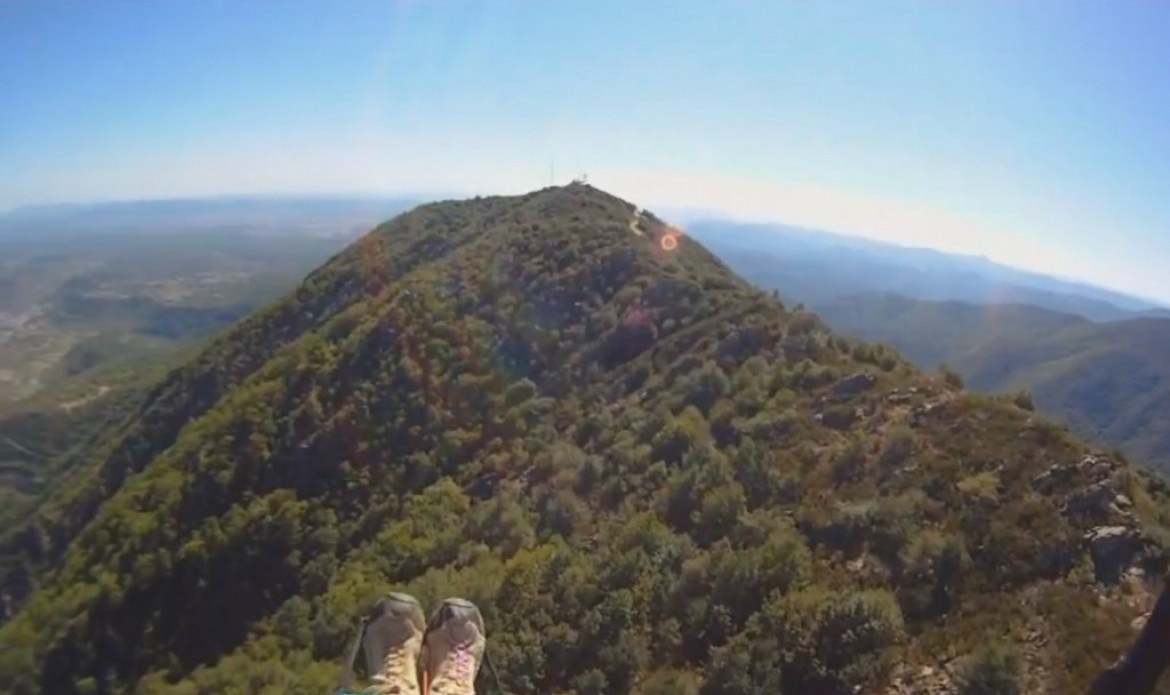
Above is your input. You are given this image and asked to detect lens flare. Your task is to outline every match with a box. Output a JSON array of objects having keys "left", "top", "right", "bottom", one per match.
[{"left": 658, "top": 224, "right": 684, "bottom": 252}]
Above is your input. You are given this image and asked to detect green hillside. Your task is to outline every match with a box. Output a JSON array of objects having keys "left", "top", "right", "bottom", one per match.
[
  {"left": 1, "top": 186, "right": 1168, "bottom": 695},
  {"left": 0, "top": 204, "right": 390, "bottom": 404},
  {"left": 813, "top": 293, "right": 1170, "bottom": 473},
  {"left": 0, "top": 342, "right": 192, "bottom": 530}
]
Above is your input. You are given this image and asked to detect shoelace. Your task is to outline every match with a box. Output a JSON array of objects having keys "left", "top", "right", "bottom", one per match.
[
  {"left": 374, "top": 644, "right": 413, "bottom": 694},
  {"left": 431, "top": 645, "right": 472, "bottom": 695},
  {"left": 454, "top": 646, "right": 472, "bottom": 691}
]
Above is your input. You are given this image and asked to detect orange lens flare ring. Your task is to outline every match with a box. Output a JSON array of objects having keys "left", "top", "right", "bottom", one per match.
[{"left": 658, "top": 225, "right": 683, "bottom": 252}]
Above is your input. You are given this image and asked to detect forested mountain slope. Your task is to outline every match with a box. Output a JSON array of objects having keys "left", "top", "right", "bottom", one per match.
[
  {"left": 0, "top": 342, "right": 191, "bottom": 530},
  {"left": 2, "top": 185, "right": 1170, "bottom": 695},
  {"left": 813, "top": 293, "right": 1170, "bottom": 473}
]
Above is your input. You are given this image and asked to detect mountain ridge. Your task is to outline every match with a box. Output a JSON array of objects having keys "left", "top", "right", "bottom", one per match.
[
  {"left": 685, "top": 219, "right": 1169, "bottom": 320},
  {"left": 1, "top": 185, "right": 1168, "bottom": 695},
  {"left": 811, "top": 292, "right": 1170, "bottom": 472}
]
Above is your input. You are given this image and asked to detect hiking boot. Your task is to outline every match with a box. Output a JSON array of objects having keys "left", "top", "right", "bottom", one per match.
[
  {"left": 361, "top": 592, "right": 427, "bottom": 695},
  {"left": 423, "top": 597, "right": 487, "bottom": 695}
]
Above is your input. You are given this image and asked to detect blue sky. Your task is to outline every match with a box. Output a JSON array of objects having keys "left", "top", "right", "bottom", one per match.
[{"left": 3, "top": 1, "right": 1170, "bottom": 301}]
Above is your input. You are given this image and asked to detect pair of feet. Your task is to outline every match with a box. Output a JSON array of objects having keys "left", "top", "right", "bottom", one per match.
[{"left": 355, "top": 593, "right": 487, "bottom": 695}]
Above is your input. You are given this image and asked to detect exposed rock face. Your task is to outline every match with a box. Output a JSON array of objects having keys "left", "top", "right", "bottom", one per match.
[
  {"left": 833, "top": 371, "right": 877, "bottom": 398},
  {"left": 885, "top": 663, "right": 957, "bottom": 695},
  {"left": 1033, "top": 454, "right": 1119, "bottom": 494},
  {"left": 1025, "top": 453, "right": 1168, "bottom": 586},
  {"left": 1029, "top": 453, "right": 1139, "bottom": 528},
  {"left": 1086, "top": 526, "right": 1149, "bottom": 586},
  {"left": 886, "top": 386, "right": 919, "bottom": 405},
  {"left": 1065, "top": 482, "right": 1124, "bottom": 520},
  {"left": 908, "top": 400, "right": 947, "bottom": 428}
]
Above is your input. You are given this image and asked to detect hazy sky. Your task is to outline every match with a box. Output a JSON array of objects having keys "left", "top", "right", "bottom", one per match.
[{"left": 3, "top": 1, "right": 1170, "bottom": 300}]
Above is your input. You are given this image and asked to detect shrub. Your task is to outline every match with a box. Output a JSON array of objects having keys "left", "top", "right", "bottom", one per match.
[
  {"left": 1011, "top": 390, "right": 1034, "bottom": 411},
  {"left": 957, "top": 639, "right": 1021, "bottom": 695},
  {"left": 940, "top": 363, "right": 965, "bottom": 388}
]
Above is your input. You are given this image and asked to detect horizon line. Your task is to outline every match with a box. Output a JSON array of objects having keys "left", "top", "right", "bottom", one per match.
[{"left": 3, "top": 186, "right": 1168, "bottom": 309}]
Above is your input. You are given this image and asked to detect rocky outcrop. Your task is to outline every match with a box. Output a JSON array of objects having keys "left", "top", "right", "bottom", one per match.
[
  {"left": 885, "top": 663, "right": 957, "bottom": 695},
  {"left": 832, "top": 371, "right": 877, "bottom": 398},
  {"left": 1065, "top": 482, "right": 1131, "bottom": 521},
  {"left": 1033, "top": 454, "right": 1119, "bottom": 494},
  {"left": 1027, "top": 454, "right": 1166, "bottom": 586},
  {"left": 886, "top": 386, "right": 918, "bottom": 405},
  {"left": 1029, "top": 454, "right": 1137, "bottom": 527},
  {"left": 908, "top": 400, "right": 946, "bottom": 428},
  {"left": 1085, "top": 526, "right": 1151, "bottom": 586}
]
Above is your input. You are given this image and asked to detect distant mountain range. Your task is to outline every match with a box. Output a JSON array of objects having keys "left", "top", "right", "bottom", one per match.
[
  {"left": 685, "top": 220, "right": 1170, "bottom": 322},
  {"left": 0, "top": 195, "right": 423, "bottom": 238},
  {"left": 689, "top": 219, "right": 1170, "bottom": 472}
]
